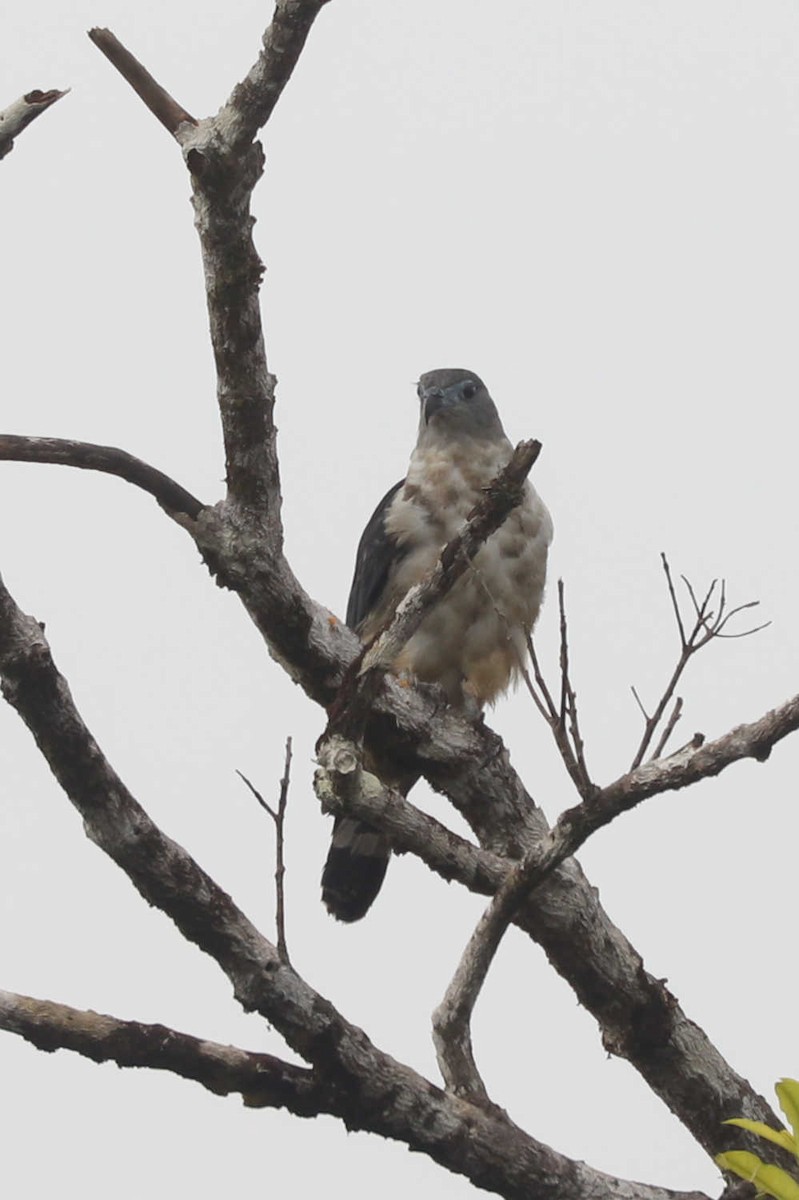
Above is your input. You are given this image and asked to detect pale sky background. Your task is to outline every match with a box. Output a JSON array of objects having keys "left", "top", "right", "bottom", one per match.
[{"left": 2, "top": 3, "right": 798, "bottom": 1197}]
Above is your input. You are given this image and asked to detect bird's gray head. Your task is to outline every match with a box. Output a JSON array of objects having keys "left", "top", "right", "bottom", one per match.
[{"left": 416, "top": 368, "right": 505, "bottom": 439}]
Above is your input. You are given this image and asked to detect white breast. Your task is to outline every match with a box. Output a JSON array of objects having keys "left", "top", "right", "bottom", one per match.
[{"left": 378, "top": 432, "right": 552, "bottom": 705}]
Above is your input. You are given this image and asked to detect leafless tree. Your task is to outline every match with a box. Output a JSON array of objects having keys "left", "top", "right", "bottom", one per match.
[{"left": 1, "top": 7, "right": 797, "bottom": 1198}]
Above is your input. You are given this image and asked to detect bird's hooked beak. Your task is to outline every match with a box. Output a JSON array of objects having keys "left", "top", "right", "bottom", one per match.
[{"left": 419, "top": 382, "right": 456, "bottom": 424}]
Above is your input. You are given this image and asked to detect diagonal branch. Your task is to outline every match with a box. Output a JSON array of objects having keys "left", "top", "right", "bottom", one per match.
[
  {"left": 0, "top": 435, "right": 206, "bottom": 520},
  {"left": 87, "top": 29, "right": 196, "bottom": 136},
  {"left": 0, "top": 989, "right": 330, "bottom": 1115},
  {"left": 0, "top": 89, "right": 69, "bottom": 161}
]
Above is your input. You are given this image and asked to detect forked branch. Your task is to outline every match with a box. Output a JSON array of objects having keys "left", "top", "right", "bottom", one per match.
[
  {"left": 237, "top": 736, "right": 293, "bottom": 964},
  {"left": 630, "top": 555, "right": 769, "bottom": 769}
]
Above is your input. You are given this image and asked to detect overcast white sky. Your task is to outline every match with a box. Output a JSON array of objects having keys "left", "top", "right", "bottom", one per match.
[{"left": 2, "top": 2, "right": 798, "bottom": 1196}]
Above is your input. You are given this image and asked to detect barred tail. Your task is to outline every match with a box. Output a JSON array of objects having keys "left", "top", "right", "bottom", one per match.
[{"left": 321, "top": 816, "right": 391, "bottom": 922}]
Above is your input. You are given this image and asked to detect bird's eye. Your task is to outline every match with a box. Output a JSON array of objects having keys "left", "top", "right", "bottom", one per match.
[{"left": 462, "top": 381, "right": 477, "bottom": 400}]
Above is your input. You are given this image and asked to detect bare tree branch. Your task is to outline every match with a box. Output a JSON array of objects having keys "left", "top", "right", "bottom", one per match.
[
  {"left": 316, "top": 685, "right": 799, "bottom": 929},
  {"left": 433, "top": 819, "right": 574, "bottom": 1103},
  {"left": 0, "top": 572, "right": 712, "bottom": 1200},
  {"left": 434, "top": 687, "right": 799, "bottom": 1103},
  {"left": 631, "top": 556, "right": 768, "bottom": 768},
  {"left": 87, "top": 26, "right": 274, "bottom": 520},
  {"left": 604, "top": 693, "right": 799, "bottom": 799},
  {"left": 317, "top": 673, "right": 799, "bottom": 1157},
  {"left": 0, "top": 435, "right": 206, "bottom": 520},
  {"left": 0, "top": 989, "right": 331, "bottom": 1114},
  {"left": 177, "top": 1, "right": 330, "bottom": 522},
  {"left": 0, "top": 88, "right": 68, "bottom": 160},
  {"left": 183, "top": 160, "right": 275, "bottom": 521},
  {"left": 0, "top": 988, "right": 714, "bottom": 1200},
  {"left": 219, "top": 0, "right": 334, "bottom": 151},
  {"left": 87, "top": 29, "right": 196, "bottom": 136}
]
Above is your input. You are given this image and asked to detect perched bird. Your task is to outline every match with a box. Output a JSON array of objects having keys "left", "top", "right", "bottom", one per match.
[{"left": 322, "top": 368, "right": 552, "bottom": 921}]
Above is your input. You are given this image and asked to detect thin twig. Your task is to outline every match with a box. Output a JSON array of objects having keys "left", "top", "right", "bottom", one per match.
[
  {"left": 650, "top": 697, "right": 683, "bottom": 761},
  {"left": 714, "top": 602, "right": 771, "bottom": 639},
  {"left": 629, "top": 556, "right": 768, "bottom": 770},
  {"left": 523, "top": 583, "right": 595, "bottom": 800},
  {"left": 523, "top": 635, "right": 560, "bottom": 722},
  {"left": 454, "top": 564, "right": 593, "bottom": 799},
  {"left": 557, "top": 582, "right": 591, "bottom": 790},
  {"left": 274, "top": 739, "right": 292, "bottom": 962},
  {"left": 557, "top": 580, "right": 569, "bottom": 725},
  {"left": 237, "top": 736, "right": 293, "bottom": 964},
  {"left": 631, "top": 686, "right": 649, "bottom": 722},
  {"left": 661, "top": 553, "right": 688, "bottom": 648},
  {"left": 682, "top": 573, "right": 714, "bottom": 627}
]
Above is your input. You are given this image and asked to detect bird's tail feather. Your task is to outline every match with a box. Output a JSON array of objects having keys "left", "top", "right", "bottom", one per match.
[{"left": 321, "top": 816, "right": 391, "bottom": 922}]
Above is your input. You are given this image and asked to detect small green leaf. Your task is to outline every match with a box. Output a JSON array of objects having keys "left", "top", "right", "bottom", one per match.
[
  {"left": 777, "top": 1081, "right": 799, "bottom": 1152},
  {"left": 717, "top": 1149, "right": 768, "bottom": 1181},
  {"left": 755, "top": 1164, "right": 799, "bottom": 1200},
  {"left": 724, "top": 1118, "right": 796, "bottom": 1153},
  {"left": 716, "top": 1151, "right": 799, "bottom": 1200}
]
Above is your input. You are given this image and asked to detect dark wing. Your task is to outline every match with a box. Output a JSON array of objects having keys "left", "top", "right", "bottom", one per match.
[
  {"left": 346, "top": 479, "right": 406, "bottom": 630},
  {"left": 324, "top": 479, "right": 409, "bottom": 922}
]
